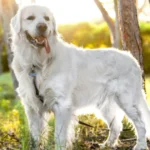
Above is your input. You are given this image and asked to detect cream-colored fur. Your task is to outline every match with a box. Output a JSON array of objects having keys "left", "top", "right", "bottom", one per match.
[{"left": 11, "top": 5, "right": 150, "bottom": 150}]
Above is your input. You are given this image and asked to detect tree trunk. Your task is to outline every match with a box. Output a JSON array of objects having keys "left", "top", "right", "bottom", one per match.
[
  {"left": 118, "top": 0, "right": 145, "bottom": 86},
  {"left": 114, "top": 0, "right": 121, "bottom": 48},
  {"left": 0, "top": 0, "right": 18, "bottom": 89}
]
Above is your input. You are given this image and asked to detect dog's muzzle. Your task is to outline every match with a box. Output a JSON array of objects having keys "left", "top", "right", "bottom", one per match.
[
  {"left": 37, "top": 23, "right": 47, "bottom": 33},
  {"left": 25, "top": 31, "right": 50, "bottom": 53}
]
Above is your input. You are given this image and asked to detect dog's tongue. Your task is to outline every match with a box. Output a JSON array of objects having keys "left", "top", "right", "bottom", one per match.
[
  {"left": 44, "top": 38, "right": 50, "bottom": 53},
  {"left": 36, "top": 37, "right": 45, "bottom": 43},
  {"left": 36, "top": 37, "right": 50, "bottom": 53}
]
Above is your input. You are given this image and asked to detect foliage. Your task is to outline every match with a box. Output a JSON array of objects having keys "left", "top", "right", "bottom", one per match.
[
  {"left": 120, "top": 118, "right": 135, "bottom": 139},
  {"left": 58, "top": 22, "right": 111, "bottom": 48},
  {"left": 140, "top": 22, "right": 150, "bottom": 74},
  {"left": 0, "top": 99, "right": 20, "bottom": 149}
]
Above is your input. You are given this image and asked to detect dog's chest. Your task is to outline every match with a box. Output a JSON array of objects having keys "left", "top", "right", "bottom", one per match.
[
  {"left": 28, "top": 54, "right": 47, "bottom": 93},
  {"left": 30, "top": 66, "right": 43, "bottom": 90}
]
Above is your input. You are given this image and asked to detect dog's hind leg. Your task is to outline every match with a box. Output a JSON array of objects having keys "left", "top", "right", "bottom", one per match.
[
  {"left": 116, "top": 93, "right": 147, "bottom": 150},
  {"left": 139, "top": 90, "right": 150, "bottom": 141},
  {"left": 100, "top": 101, "right": 124, "bottom": 148},
  {"left": 53, "top": 104, "right": 77, "bottom": 150}
]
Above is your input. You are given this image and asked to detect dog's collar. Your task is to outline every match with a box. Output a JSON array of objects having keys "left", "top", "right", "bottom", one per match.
[
  {"left": 29, "top": 72, "right": 37, "bottom": 77},
  {"left": 29, "top": 65, "right": 37, "bottom": 77}
]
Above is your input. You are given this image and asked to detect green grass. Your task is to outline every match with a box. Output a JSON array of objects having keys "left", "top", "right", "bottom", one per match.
[
  {"left": 0, "top": 72, "right": 13, "bottom": 87},
  {"left": 0, "top": 72, "right": 15, "bottom": 100}
]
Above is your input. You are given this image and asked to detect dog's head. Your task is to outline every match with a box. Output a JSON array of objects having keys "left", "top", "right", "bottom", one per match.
[{"left": 11, "top": 5, "right": 57, "bottom": 53}]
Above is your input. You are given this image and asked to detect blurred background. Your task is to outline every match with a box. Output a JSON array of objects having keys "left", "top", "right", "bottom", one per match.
[{"left": 0, "top": 0, "right": 150, "bottom": 149}]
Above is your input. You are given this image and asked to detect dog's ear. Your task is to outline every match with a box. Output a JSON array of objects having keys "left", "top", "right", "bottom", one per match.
[
  {"left": 52, "top": 16, "right": 57, "bottom": 36},
  {"left": 10, "top": 10, "right": 21, "bottom": 34}
]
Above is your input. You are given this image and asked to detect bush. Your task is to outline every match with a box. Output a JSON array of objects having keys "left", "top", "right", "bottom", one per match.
[
  {"left": 58, "top": 22, "right": 111, "bottom": 48},
  {"left": 140, "top": 22, "right": 150, "bottom": 74}
]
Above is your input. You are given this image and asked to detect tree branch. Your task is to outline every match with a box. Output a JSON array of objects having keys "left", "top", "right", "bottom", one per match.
[
  {"left": 94, "top": 0, "right": 115, "bottom": 32},
  {"left": 138, "top": 0, "right": 147, "bottom": 13},
  {"left": 94, "top": 0, "right": 118, "bottom": 47}
]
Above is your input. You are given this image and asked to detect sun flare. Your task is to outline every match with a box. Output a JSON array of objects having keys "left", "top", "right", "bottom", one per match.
[
  {"left": 16, "top": 0, "right": 102, "bottom": 24},
  {"left": 16, "top": 0, "right": 150, "bottom": 24}
]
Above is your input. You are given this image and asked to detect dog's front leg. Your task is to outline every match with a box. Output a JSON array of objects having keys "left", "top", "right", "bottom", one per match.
[
  {"left": 12, "top": 58, "right": 44, "bottom": 113},
  {"left": 42, "top": 76, "right": 76, "bottom": 150},
  {"left": 24, "top": 104, "right": 47, "bottom": 150},
  {"left": 53, "top": 104, "right": 75, "bottom": 150}
]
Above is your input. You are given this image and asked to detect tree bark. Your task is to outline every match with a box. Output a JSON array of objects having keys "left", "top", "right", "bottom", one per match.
[
  {"left": 0, "top": 0, "right": 18, "bottom": 89},
  {"left": 118, "top": 0, "right": 145, "bottom": 85},
  {"left": 114, "top": 0, "right": 121, "bottom": 48}
]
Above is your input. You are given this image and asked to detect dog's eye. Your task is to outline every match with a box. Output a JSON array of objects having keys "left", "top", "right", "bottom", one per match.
[
  {"left": 44, "top": 16, "right": 50, "bottom": 21},
  {"left": 27, "top": 16, "right": 35, "bottom": 20}
]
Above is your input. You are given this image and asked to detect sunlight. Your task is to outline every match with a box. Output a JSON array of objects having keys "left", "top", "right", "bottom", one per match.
[
  {"left": 35, "top": 0, "right": 104, "bottom": 24},
  {"left": 15, "top": 0, "right": 149, "bottom": 24},
  {"left": 16, "top": 0, "right": 103, "bottom": 24}
]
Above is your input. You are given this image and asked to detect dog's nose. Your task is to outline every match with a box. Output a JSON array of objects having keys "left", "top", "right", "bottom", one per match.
[{"left": 37, "top": 23, "right": 47, "bottom": 33}]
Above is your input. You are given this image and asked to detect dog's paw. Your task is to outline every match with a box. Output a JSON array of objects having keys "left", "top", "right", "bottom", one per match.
[
  {"left": 99, "top": 143, "right": 106, "bottom": 149},
  {"left": 133, "top": 144, "right": 148, "bottom": 150},
  {"left": 99, "top": 143, "right": 117, "bottom": 150}
]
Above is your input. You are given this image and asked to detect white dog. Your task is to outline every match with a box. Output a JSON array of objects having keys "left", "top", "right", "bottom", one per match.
[{"left": 11, "top": 5, "right": 150, "bottom": 150}]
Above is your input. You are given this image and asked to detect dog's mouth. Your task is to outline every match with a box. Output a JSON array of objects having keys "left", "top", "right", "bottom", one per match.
[{"left": 25, "top": 31, "right": 50, "bottom": 53}]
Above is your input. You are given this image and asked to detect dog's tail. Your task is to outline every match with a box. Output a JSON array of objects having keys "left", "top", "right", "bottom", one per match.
[{"left": 140, "top": 90, "right": 150, "bottom": 140}]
